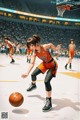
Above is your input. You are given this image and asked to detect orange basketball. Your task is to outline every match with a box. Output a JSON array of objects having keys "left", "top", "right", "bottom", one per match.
[{"left": 9, "top": 92, "right": 24, "bottom": 107}]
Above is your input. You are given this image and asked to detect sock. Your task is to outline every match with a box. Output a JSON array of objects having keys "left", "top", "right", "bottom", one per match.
[{"left": 32, "top": 82, "right": 36, "bottom": 85}]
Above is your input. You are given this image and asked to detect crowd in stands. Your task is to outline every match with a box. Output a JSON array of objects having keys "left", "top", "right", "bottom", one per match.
[
  {"left": 0, "top": 19, "right": 80, "bottom": 57},
  {"left": 0, "top": 0, "right": 23, "bottom": 11}
]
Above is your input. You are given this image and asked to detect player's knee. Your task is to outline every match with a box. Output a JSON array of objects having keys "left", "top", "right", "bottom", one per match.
[
  {"left": 31, "top": 73, "right": 36, "bottom": 81},
  {"left": 44, "top": 81, "right": 52, "bottom": 91}
]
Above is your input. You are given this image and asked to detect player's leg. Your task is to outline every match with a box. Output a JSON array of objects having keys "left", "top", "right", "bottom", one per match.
[
  {"left": 56, "top": 53, "right": 60, "bottom": 60},
  {"left": 27, "top": 55, "right": 31, "bottom": 63},
  {"left": 27, "top": 67, "right": 42, "bottom": 91},
  {"left": 42, "top": 69, "right": 55, "bottom": 112},
  {"left": 65, "top": 51, "right": 73, "bottom": 69},
  {"left": 65, "top": 57, "right": 71, "bottom": 69},
  {"left": 69, "top": 52, "right": 74, "bottom": 69},
  {"left": 9, "top": 48, "right": 15, "bottom": 63},
  {"left": 27, "top": 62, "right": 47, "bottom": 91}
]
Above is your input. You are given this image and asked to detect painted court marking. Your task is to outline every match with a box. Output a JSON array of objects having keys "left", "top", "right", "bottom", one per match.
[
  {"left": 0, "top": 65, "right": 5, "bottom": 67},
  {"left": 60, "top": 72, "right": 80, "bottom": 79},
  {"left": 16, "top": 58, "right": 21, "bottom": 60},
  {"left": 0, "top": 80, "right": 42, "bottom": 82},
  {"left": 0, "top": 80, "right": 20, "bottom": 82}
]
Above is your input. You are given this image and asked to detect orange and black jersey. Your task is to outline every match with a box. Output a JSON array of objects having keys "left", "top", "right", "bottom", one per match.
[
  {"left": 7, "top": 42, "right": 13, "bottom": 49},
  {"left": 35, "top": 46, "right": 53, "bottom": 63},
  {"left": 34, "top": 46, "right": 58, "bottom": 76}
]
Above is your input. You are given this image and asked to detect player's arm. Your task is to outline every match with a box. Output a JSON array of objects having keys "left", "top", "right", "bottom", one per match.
[
  {"left": 43, "top": 43, "right": 56, "bottom": 51},
  {"left": 68, "top": 44, "right": 71, "bottom": 51},
  {"left": 22, "top": 52, "right": 36, "bottom": 78}
]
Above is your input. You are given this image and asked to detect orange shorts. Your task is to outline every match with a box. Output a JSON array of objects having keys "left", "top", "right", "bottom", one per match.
[
  {"left": 9, "top": 47, "right": 14, "bottom": 55},
  {"left": 38, "top": 60, "right": 58, "bottom": 76},
  {"left": 69, "top": 50, "right": 75, "bottom": 59}
]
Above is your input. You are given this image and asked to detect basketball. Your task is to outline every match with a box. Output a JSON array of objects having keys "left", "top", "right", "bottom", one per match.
[{"left": 9, "top": 92, "right": 24, "bottom": 107}]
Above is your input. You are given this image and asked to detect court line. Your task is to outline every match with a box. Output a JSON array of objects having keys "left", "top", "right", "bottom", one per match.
[
  {"left": 0, "top": 80, "right": 43, "bottom": 82},
  {"left": 0, "top": 80, "right": 20, "bottom": 82},
  {"left": 37, "top": 80, "right": 43, "bottom": 82},
  {"left": 0, "top": 71, "right": 80, "bottom": 82},
  {"left": 16, "top": 58, "right": 21, "bottom": 60}
]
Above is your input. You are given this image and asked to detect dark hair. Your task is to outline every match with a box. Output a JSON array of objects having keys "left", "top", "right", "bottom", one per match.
[
  {"left": 70, "top": 39, "right": 74, "bottom": 43},
  {"left": 27, "top": 35, "right": 40, "bottom": 48},
  {"left": 59, "top": 43, "right": 62, "bottom": 45},
  {"left": 4, "top": 37, "right": 10, "bottom": 40}
]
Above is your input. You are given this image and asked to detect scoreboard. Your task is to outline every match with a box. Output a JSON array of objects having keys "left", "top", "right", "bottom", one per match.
[{"left": 56, "top": 0, "right": 80, "bottom": 5}]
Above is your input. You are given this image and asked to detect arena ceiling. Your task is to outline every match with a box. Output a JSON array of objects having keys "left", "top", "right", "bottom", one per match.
[{"left": 23, "top": 0, "right": 80, "bottom": 18}]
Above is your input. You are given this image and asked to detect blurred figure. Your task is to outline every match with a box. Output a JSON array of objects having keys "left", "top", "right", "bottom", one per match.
[
  {"left": 56, "top": 43, "right": 62, "bottom": 60},
  {"left": 26, "top": 49, "right": 33, "bottom": 63},
  {"left": 65, "top": 39, "right": 76, "bottom": 69},
  {"left": 5, "top": 37, "right": 15, "bottom": 63}
]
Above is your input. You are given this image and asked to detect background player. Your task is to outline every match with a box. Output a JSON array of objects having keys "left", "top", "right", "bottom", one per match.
[
  {"left": 22, "top": 35, "right": 58, "bottom": 112},
  {"left": 5, "top": 37, "right": 15, "bottom": 63},
  {"left": 65, "top": 39, "right": 76, "bottom": 69},
  {"left": 26, "top": 48, "right": 33, "bottom": 63},
  {"left": 56, "top": 43, "right": 62, "bottom": 60}
]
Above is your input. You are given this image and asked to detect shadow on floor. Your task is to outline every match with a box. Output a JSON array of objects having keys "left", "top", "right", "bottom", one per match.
[
  {"left": 28, "top": 95, "right": 80, "bottom": 111},
  {"left": 12, "top": 108, "right": 29, "bottom": 114}
]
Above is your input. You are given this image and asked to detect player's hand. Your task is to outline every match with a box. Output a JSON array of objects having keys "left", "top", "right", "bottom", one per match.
[{"left": 21, "top": 73, "right": 29, "bottom": 78}]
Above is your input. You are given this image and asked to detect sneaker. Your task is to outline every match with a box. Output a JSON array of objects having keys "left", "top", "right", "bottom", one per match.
[
  {"left": 42, "top": 98, "right": 52, "bottom": 112},
  {"left": 27, "top": 83, "right": 37, "bottom": 91},
  {"left": 69, "top": 63, "right": 72, "bottom": 69},
  {"left": 10, "top": 59, "right": 15, "bottom": 63},
  {"left": 65, "top": 64, "right": 67, "bottom": 69}
]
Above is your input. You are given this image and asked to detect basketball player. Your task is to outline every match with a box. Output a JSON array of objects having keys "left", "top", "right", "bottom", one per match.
[
  {"left": 56, "top": 43, "right": 62, "bottom": 60},
  {"left": 26, "top": 49, "right": 33, "bottom": 63},
  {"left": 5, "top": 37, "right": 15, "bottom": 63},
  {"left": 65, "top": 39, "right": 76, "bottom": 69},
  {"left": 22, "top": 35, "right": 58, "bottom": 112}
]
